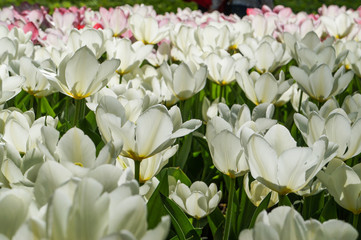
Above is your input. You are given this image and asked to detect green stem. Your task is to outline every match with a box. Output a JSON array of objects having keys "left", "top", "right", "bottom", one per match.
[
  {"left": 134, "top": 160, "right": 141, "bottom": 183},
  {"left": 193, "top": 218, "right": 200, "bottom": 229},
  {"left": 298, "top": 90, "right": 303, "bottom": 113},
  {"left": 219, "top": 85, "right": 223, "bottom": 103},
  {"left": 73, "top": 98, "right": 85, "bottom": 127},
  {"left": 223, "top": 176, "right": 236, "bottom": 240},
  {"left": 36, "top": 97, "right": 42, "bottom": 119},
  {"left": 353, "top": 213, "right": 359, "bottom": 229},
  {"left": 278, "top": 194, "right": 292, "bottom": 206},
  {"left": 30, "top": 94, "right": 34, "bottom": 110}
]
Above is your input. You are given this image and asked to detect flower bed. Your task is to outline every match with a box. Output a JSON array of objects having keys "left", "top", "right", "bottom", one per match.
[{"left": 0, "top": 3, "right": 361, "bottom": 239}]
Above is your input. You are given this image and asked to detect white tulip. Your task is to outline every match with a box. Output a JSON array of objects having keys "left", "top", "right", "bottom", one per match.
[
  {"left": 295, "top": 107, "right": 361, "bottom": 160},
  {"left": 0, "top": 64, "right": 24, "bottom": 106},
  {"left": 41, "top": 46, "right": 120, "bottom": 99},
  {"left": 160, "top": 61, "right": 207, "bottom": 100},
  {"left": 245, "top": 124, "right": 338, "bottom": 194},
  {"left": 290, "top": 64, "right": 353, "bottom": 102},
  {"left": 169, "top": 180, "right": 222, "bottom": 219},
  {"left": 318, "top": 158, "right": 361, "bottom": 215},
  {"left": 205, "top": 51, "right": 248, "bottom": 86},
  {"left": 239, "top": 206, "right": 358, "bottom": 240},
  {"left": 236, "top": 70, "right": 293, "bottom": 105},
  {"left": 129, "top": 13, "right": 168, "bottom": 45},
  {"left": 105, "top": 38, "right": 153, "bottom": 75}
]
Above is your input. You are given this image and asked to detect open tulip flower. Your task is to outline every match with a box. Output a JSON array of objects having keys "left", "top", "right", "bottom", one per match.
[
  {"left": 321, "top": 12, "right": 356, "bottom": 39},
  {"left": 245, "top": 124, "right": 338, "bottom": 195},
  {"left": 66, "top": 27, "right": 112, "bottom": 59},
  {"left": 117, "top": 145, "right": 178, "bottom": 183},
  {"left": 40, "top": 46, "right": 120, "bottom": 99},
  {"left": 37, "top": 126, "right": 120, "bottom": 177},
  {"left": 205, "top": 51, "right": 248, "bottom": 86},
  {"left": 239, "top": 206, "right": 358, "bottom": 240},
  {"left": 96, "top": 96, "right": 201, "bottom": 161},
  {"left": 238, "top": 35, "right": 291, "bottom": 73},
  {"left": 105, "top": 38, "right": 153, "bottom": 75},
  {"left": 1, "top": 108, "right": 58, "bottom": 154},
  {"left": 159, "top": 61, "right": 207, "bottom": 100},
  {"left": 342, "top": 93, "right": 361, "bottom": 120},
  {"left": 236, "top": 70, "right": 293, "bottom": 105},
  {"left": 44, "top": 177, "right": 170, "bottom": 240},
  {"left": 206, "top": 103, "right": 276, "bottom": 178},
  {"left": 294, "top": 104, "right": 361, "bottom": 160},
  {"left": 129, "top": 13, "right": 168, "bottom": 45},
  {"left": 169, "top": 180, "right": 222, "bottom": 219},
  {"left": 290, "top": 64, "right": 353, "bottom": 102},
  {"left": 18, "top": 57, "right": 54, "bottom": 97},
  {"left": 98, "top": 6, "right": 128, "bottom": 37},
  {"left": 0, "top": 64, "right": 24, "bottom": 106},
  {"left": 243, "top": 173, "right": 279, "bottom": 208},
  {"left": 118, "top": 104, "right": 201, "bottom": 160},
  {"left": 318, "top": 158, "right": 361, "bottom": 215},
  {"left": 284, "top": 31, "right": 334, "bottom": 62}
]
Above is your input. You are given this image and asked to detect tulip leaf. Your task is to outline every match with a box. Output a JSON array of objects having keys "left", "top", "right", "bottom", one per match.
[
  {"left": 167, "top": 167, "right": 192, "bottom": 188},
  {"left": 181, "top": 98, "right": 193, "bottom": 121},
  {"left": 207, "top": 207, "right": 224, "bottom": 240},
  {"left": 85, "top": 111, "right": 97, "bottom": 130},
  {"left": 249, "top": 192, "right": 272, "bottom": 228},
  {"left": 147, "top": 170, "right": 169, "bottom": 229},
  {"left": 302, "top": 191, "right": 324, "bottom": 219},
  {"left": 176, "top": 134, "right": 193, "bottom": 169},
  {"left": 319, "top": 196, "right": 338, "bottom": 222},
  {"left": 160, "top": 194, "right": 201, "bottom": 240},
  {"left": 236, "top": 186, "right": 256, "bottom": 232},
  {"left": 278, "top": 194, "right": 292, "bottom": 206},
  {"left": 40, "top": 97, "right": 56, "bottom": 117},
  {"left": 14, "top": 90, "right": 29, "bottom": 108}
]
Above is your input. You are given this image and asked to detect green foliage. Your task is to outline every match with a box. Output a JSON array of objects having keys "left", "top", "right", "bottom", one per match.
[
  {"left": 1, "top": 0, "right": 360, "bottom": 14},
  {"left": 274, "top": 0, "right": 360, "bottom": 13},
  {"left": 0, "top": 0, "right": 197, "bottom": 14}
]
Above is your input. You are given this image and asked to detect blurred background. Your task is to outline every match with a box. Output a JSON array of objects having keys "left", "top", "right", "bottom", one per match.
[{"left": 0, "top": 0, "right": 360, "bottom": 14}]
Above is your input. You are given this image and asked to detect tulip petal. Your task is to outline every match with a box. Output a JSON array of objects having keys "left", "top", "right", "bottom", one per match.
[
  {"left": 255, "top": 73, "right": 278, "bottom": 103},
  {"left": 57, "top": 127, "right": 96, "bottom": 167},
  {"left": 247, "top": 134, "right": 278, "bottom": 187},
  {"left": 264, "top": 124, "right": 296, "bottom": 156},
  {"left": 135, "top": 105, "right": 173, "bottom": 157},
  {"left": 65, "top": 47, "right": 99, "bottom": 97}
]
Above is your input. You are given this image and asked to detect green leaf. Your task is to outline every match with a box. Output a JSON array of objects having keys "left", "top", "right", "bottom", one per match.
[
  {"left": 40, "top": 97, "right": 56, "bottom": 117},
  {"left": 147, "top": 169, "right": 169, "bottom": 229},
  {"left": 207, "top": 207, "right": 224, "bottom": 240},
  {"left": 319, "top": 196, "right": 338, "bottom": 222},
  {"left": 167, "top": 167, "right": 192, "bottom": 187},
  {"left": 249, "top": 192, "right": 271, "bottom": 228},
  {"left": 176, "top": 134, "right": 192, "bottom": 169},
  {"left": 278, "top": 194, "right": 292, "bottom": 206},
  {"left": 302, "top": 190, "right": 324, "bottom": 220},
  {"left": 85, "top": 111, "right": 97, "bottom": 130},
  {"left": 160, "top": 194, "right": 201, "bottom": 240},
  {"left": 235, "top": 185, "right": 255, "bottom": 232}
]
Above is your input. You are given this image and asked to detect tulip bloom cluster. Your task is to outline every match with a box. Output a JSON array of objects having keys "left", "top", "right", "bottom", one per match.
[{"left": 0, "top": 2, "right": 361, "bottom": 239}]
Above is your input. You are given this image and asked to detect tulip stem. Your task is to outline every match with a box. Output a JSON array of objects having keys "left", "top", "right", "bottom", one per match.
[
  {"left": 219, "top": 85, "right": 223, "bottom": 103},
  {"left": 298, "top": 90, "right": 303, "bottom": 113},
  {"left": 73, "top": 98, "right": 85, "bottom": 127},
  {"left": 278, "top": 194, "right": 292, "bottom": 206},
  {"left": 134, "top": 160, "right": 140, "bottom": 183},
  {"left": 223, "top": 176, "right": 236, "bottom": 240},
  {"left": 353, "top": 214, "right": 359, "bottom": 229},
  {"left": 36, "top": 97, "right": 41, "bottom": 118}
]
